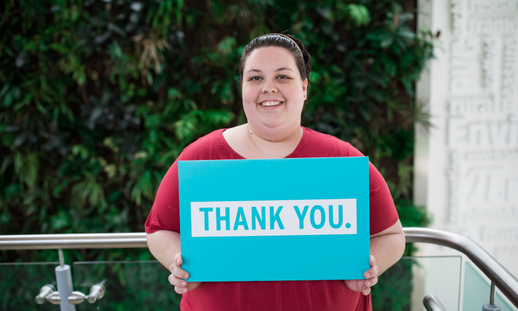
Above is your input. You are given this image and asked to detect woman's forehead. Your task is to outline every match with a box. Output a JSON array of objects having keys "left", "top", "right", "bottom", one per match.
[{"left": 243, "top": 46, "right": 298, "bottom": 72}]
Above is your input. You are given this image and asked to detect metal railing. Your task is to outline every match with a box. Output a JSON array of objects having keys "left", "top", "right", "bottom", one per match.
[
  {"left": 405, "top": 227, "right": 518, "bottom": 308},
  {"left": 1, "top": 227, "right": 517, "bottom": 308},
  {"left": 0, "top": 232, "right": 146, "bottom": 249},
  {"left": 423, "top": 294, "right": 447, "bottom": 311}
]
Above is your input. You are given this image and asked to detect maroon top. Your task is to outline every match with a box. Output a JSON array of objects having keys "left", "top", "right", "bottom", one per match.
[{"left": 145, "top": 127, "right": 399, "bottom": 311}]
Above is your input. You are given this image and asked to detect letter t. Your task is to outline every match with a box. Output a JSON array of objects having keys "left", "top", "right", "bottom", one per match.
[{"left": 199, "top": 207, "right": 213, "bottom": 231}]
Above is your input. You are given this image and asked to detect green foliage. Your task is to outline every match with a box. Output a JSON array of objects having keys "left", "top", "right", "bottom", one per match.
[
  {"left": 0, "top": 263, "right": 58, "bottom": 311},
  {"left": 0, "top": 258, "right": 181, "bottom": 311},
  {"left": 1, "top": 0, "right": 434, "bottom": 309},
  {"left": 73, "top": 261, "right": 181, "bottom": 310},
  {"left": 373, "top": 257, "right": 415, "bottom": 311}
]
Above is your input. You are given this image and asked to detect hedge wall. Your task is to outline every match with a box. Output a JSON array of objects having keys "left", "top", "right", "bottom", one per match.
[{"left": 0, "top": 0, "right": 434, "bottom": 309}]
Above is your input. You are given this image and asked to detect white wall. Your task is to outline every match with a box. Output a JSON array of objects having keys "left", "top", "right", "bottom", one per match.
[{"left": 415, "top": 0, "right": 518, "bottom": 279}]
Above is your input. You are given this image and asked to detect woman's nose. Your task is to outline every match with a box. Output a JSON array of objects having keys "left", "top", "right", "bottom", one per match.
[{"left": 262, "top": 80, "right": 278, "bottom": 93}]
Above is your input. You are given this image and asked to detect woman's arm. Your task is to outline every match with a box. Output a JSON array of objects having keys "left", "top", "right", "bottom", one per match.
[
  {"left": 344, "top": 219, "right": 406, "bottom": 295},
  {"left": 147, "top": 230, "right": 201, "bottom": 294},
  {"left": 370, "top": 219, "right": 406, "bottom": 274}
]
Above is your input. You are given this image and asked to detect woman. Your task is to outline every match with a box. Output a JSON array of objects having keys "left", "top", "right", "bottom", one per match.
[{"left": 145, "top": 33, "right": 405, "bottom": 311}]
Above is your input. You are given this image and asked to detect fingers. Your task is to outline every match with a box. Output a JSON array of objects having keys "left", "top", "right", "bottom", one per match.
[
  {"left": 354, "top": 276, "right": 378, "bottom": 296},
  {"left": 168, "top": 253, "right": 190, "bottom": 294},
  {"left": 361, "top": 255, "right": 378, "bottom": 295},
  {"left": 362, "top": 275, "right": 379, "bottom": 295},
  {"left": 170, "top": 254, "right": 189, "bottom": 279},
  {"left": 344, "top": 256, "right": 380, "bottom": 295},
  {"left": 364, "top": 255, "right": 378, "bottom": 279},
  {"left": 168, "top": 274, "right": 189, "bottom": 294},
  {"left": 364, "top": 265, "right": 379, "bottom": 280},
  {"left": 361, "top": 283, "right": 372, "bottom": 295},
  {"left": 369, "top": 255, "right": 376, "bottom": 267},
  {"left": 175, "top": 253, "right": 183, "bottom": 266},
  {"left": 344, "top": 279, "right": 376, "bottom": 296}
]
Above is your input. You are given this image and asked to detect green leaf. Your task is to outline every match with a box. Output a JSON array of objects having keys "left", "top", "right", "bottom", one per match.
[
  {"left": 346, "top": 4, "right": 371, "bottom": 26},
  {"left": 358, "top": 105, "right": 371, "bottom": 121},
  {"left": 49, "top": 43, "right": 70, "bottom": 53},
  {"left": 316, "top": 6, "right": 332, "bottom": 20},
  {"left": 168, "top": 88, "right": 181, "bottom": 99},
  {"left": 174, "top": 112, "right": 198, "bottom": 142},
  {"left": 310, "top": 71, "right": 322, "bottom": 84},
  {"left": 217, "top": 36, "right": 237, "bottom": 55}
]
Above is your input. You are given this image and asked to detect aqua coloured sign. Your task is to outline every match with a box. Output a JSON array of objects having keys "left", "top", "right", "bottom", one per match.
[{"left": 178, "top": 157, "right": 370, "bottom": 282}]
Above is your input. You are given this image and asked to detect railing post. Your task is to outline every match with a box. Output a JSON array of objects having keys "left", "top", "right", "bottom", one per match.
[
  {"left": 55, "top": 249, "right": 76, "bottom": 311},
  {"left": 481, "top": 282, "right": 501, "bottom": 311}
]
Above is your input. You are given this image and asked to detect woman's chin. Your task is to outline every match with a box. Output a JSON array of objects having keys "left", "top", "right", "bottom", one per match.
[{"left": 252, "top": 119, "right": 299, "bottom": 134}]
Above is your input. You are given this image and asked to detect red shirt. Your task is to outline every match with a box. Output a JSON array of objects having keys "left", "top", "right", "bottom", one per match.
[{"left": 145, "top": 127, "right": 399, "bottom": 311}]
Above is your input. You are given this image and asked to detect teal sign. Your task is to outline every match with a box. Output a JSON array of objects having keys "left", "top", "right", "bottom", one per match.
[{"left": 178, "top": 157, "right": 370, "bottom": 282}]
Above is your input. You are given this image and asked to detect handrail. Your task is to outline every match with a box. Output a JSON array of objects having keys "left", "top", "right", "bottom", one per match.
[
  {"left": 0, "top": 228, "right": 517, "bottom": 307},
  {"left": 423, "top": 294, "right": 447, "bottom": 311},
  {"left": 405, "top": 227, "right": 518, "bottom": 309},
  {"left": 0, "top": 232, "right": 147, "bottom": 249}
]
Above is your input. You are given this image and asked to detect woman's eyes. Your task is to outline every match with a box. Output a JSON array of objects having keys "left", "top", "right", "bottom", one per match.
[{"left": 248, "top": 75, "right": 290, "bottom": 81}]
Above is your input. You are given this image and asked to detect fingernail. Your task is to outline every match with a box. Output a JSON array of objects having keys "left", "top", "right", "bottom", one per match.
[
  {"left": 366, "top": 281, "right": 371, "bottom": 287},
  {"left": 365, "top": 273, "right": 370, "bottom": 278},
  {"left": 183, "top": 274, "right": 188, "bottom": 279},
  {"left": 181, "top": 281, "right": 186, "bottom": 286}
]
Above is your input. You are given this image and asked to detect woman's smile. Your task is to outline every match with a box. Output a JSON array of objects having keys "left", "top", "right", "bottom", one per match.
[{"left": 260, "top": 100, "right": 283, "bottom": 107}]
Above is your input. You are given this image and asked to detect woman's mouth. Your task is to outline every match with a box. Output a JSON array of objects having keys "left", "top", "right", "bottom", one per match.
[{"left": 260, "top": 101, "right": 283, "bottom": 107}]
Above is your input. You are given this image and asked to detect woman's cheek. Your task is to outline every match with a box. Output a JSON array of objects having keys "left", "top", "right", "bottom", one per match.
[{"left": 242, "top": 86, "right": 259, "bottom": 106}]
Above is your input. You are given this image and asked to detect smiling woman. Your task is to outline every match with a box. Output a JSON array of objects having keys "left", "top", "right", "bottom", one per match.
[
  {"left": 226, "top": 46, "right": 308, "bottom": 158},
  {"left": 145, "top": 33, "right": 405, "bottom": 311}
]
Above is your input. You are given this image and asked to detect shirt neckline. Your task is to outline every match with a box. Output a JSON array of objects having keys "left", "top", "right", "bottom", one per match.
[{"left": 218, "top": 127, "right": 309, "bottom": 159}]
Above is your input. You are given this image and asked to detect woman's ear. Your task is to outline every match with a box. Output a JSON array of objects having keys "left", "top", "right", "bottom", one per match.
[{"left": 302, "top": 79, "right": 308, "bottom": 98}]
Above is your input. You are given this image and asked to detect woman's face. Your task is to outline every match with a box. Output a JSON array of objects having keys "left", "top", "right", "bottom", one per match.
[{"left": 242, "top": 46, "right": 308, "bottom": 136}]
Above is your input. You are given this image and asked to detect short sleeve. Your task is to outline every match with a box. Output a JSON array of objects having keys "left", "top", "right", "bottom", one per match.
[
  {"left": 144, "top": 129, "right": 238, "bottom": 234},
  {"left": 145, "top": 159, "right": 181, "bottom": 233},
  {"left": 347, "top": 146, "right": 399, "bottom": 235}
]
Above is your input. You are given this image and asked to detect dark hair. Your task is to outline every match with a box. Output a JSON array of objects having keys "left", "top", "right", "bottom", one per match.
[{"left": 239, "top": 33, "right": 312, "bottom": 106}]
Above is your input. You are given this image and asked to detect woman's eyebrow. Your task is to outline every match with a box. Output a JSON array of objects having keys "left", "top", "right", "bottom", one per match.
[{"left": 245, "top": 67, "right": 294, "bottom": 74}]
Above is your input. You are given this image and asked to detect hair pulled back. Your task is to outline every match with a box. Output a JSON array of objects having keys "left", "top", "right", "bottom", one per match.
[{"left": 239, "top": 33, "right": 312, "bottom": 106}]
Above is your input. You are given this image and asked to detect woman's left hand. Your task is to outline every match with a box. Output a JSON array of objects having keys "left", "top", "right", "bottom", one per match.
[{"left": 344, "top": 255, "right": 379, "bottom": 296}]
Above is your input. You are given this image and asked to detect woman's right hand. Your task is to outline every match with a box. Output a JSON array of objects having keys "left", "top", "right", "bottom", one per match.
[{"left": 168, "top": 253, "right": 202, "bottom": 294}]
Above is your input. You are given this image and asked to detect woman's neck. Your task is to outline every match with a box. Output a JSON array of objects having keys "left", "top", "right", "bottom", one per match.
[
  {"left": 246, "top": 123, "right": 303, "bottom": 158},
  {"left": 222, "top": 124, "right": 303, "bottom": 159}
]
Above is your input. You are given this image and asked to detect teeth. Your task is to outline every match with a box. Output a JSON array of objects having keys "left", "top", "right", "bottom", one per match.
[{"left": 261, "top": 101, "right": 282, "bottom": 107}]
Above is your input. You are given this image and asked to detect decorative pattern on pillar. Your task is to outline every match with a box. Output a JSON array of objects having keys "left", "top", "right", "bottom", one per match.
[{"left": 424, "top": 0, "right": 518, "bottom": 275}]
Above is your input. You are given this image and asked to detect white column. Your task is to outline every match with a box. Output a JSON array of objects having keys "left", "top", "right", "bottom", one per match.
[{"left": 415, "top": 0, "right": 518, "bottom": 289}]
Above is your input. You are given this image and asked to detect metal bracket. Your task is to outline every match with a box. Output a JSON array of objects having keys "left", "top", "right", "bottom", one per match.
[
  {"left": 35, "top": 281, "right": 106, "bottom": 305},
  {"left": 86, "top": 282, "right": 106, "bottom": 303},
  {"left": 68, "top": 281, "right": 106, "bottom": 305},
  {"left": 46, "top": 291, "right": 62, "bottom": 305},
  {"left": 35, "top": 284, "right": 56, "bottom": 304}
]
